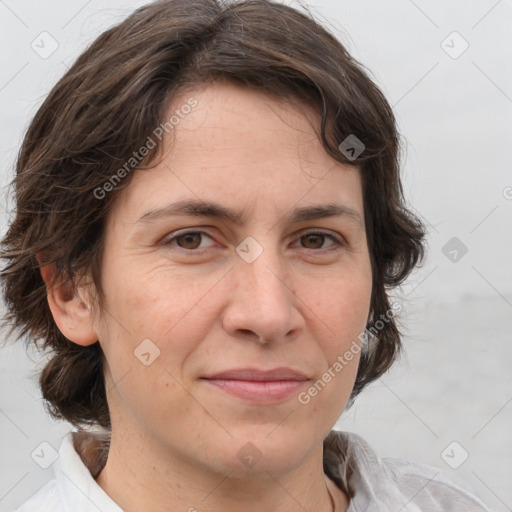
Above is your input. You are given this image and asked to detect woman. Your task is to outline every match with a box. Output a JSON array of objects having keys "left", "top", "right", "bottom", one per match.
[{"left": 0, "top": 0, "right": 494, "bottom": 510}]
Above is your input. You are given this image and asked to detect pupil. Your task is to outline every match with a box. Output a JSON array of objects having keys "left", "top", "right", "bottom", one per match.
[
  {"left": 179, "top": 233, "right": 200, "bottom": 249},
  {"left": 305, "top": 234, "right": 323, "bottom": 248},
  {"left": 176, "top": 233, "right": 325, "bottom": 250}
]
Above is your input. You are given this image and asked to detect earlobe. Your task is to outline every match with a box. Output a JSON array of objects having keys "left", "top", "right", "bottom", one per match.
[{"left": 38, "top": 258, "right": 98, "bottom": 347}]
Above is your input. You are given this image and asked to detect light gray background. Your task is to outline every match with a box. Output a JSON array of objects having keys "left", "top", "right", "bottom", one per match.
[{"left": 1, "top": 0, "right": 511, "bottom": 511}]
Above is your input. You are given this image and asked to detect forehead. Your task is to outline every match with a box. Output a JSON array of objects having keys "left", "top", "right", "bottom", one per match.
[
  {"left": 167, "top": 81, "right": 330, "bottom": 168},
  {"left": 109, "top": 81, "right": 364, "bottom": 225}
]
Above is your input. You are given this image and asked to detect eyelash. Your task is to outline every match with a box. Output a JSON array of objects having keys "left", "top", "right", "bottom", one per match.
[{"left": 161, "top": 229, "right": 344, "bottom": 254}]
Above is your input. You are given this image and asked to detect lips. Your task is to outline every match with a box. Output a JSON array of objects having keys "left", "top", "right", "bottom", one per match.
[
  {"left": 202, "top": 367, "right": 310, "bottom": 381},
  {"left": 201, "top": 367, "right": 310, "bottom": 403}
]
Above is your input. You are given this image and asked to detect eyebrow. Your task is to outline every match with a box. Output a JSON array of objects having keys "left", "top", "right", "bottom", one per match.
[{"left": 137, "top": 199, "right": 363, "bottom": 228}]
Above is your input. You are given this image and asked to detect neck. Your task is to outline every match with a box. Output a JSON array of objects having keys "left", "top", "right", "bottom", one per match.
[{"left": 94, "top": 429, "right": 348, "bottom": 512}]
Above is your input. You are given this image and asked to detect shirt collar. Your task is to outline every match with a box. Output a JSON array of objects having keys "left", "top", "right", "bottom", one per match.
[
  {"left": 55, "top": 428, "right": 425, "bottom": 512},
  {"left": 53, "top": 430, "right": 121, "bottom": 512}
]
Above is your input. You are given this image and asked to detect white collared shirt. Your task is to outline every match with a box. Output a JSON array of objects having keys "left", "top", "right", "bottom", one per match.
[{"left": 13, "top": 429, "right": 494, "bottom": 511}]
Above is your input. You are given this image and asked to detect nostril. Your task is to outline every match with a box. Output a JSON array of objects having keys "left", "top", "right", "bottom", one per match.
[{"left": 238, "top": 329, "right": 270, "bottom": 344}]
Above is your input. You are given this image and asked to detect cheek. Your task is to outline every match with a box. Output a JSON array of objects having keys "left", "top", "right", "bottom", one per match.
[
  {"left": 95, "top": 263, "right": 208, "bottom": 427},
  {"left": 301, "top": 278, "right": 369, "bottom": 410},
  {"left": 97, "top": 259, "right": 222, "bottom": 368},
  {"left": 308, "top": 270, "right": 372, "bottom": 344}
]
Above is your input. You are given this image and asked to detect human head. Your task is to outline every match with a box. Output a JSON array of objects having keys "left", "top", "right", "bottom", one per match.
[{"left": 0, "top": 0, "right": 426, "bottom": 430}]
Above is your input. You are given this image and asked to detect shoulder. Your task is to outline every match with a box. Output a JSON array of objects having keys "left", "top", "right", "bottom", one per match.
[
  {"left": 323, "top": 430, "right": 494, "bottom": 511},
  {"left": 11, "top": 430, "right": 120, "bottom": 512},
  {"left": 381, "top": 455, "right": 492, "bottom": 511},
  {"left": 12, "top": 480, "right": 61, "bottom": 512}
]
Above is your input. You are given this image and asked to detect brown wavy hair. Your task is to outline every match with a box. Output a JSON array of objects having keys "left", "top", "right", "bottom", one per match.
[{"left": 0, "top": 0, "right": 426, "bottom": 429}]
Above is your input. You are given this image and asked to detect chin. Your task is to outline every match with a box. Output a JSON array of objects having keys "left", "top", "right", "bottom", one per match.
[{"left": 211, "top": 425, "right": 317, "bottom": 478}]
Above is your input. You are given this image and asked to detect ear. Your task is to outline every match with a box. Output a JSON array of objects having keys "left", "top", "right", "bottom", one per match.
[{"left": 38, "top": 256, "right": 98, "bottom": 346}]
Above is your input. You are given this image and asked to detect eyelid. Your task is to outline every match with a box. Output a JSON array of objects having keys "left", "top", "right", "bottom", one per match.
[
  {"left": 292, "top": 229, "right": 345, "bottom": 250},
  {"left": 159, "top": 228, "right": 217, "bottom": 248},
  {"left": 160, "top": 227, "right": 345, "bottom": 252}
]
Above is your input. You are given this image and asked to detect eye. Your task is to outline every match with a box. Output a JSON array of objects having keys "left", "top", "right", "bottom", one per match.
[
  {"left": 162, "top": 230, "right": 216, "bottom": 251},
  {"left": 293, "top": 230, "right": 344, "bottom": 252},
  {"left": 160, "top": 229, "right": 344, "bottom": 254}
]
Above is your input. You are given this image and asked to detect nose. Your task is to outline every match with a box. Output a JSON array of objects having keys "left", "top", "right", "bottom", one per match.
[{"left": 221, "top": 242, "right": 304, "bottom": 345}]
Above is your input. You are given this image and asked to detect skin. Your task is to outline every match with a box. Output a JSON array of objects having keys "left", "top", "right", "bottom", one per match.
[{"left": 42, "top": 80, "right": 373, "bottom": 512}]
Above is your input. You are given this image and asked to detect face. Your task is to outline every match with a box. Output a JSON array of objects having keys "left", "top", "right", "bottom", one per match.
[{"left": 91, "top": 81, "right": 372, "bottom": 478}]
